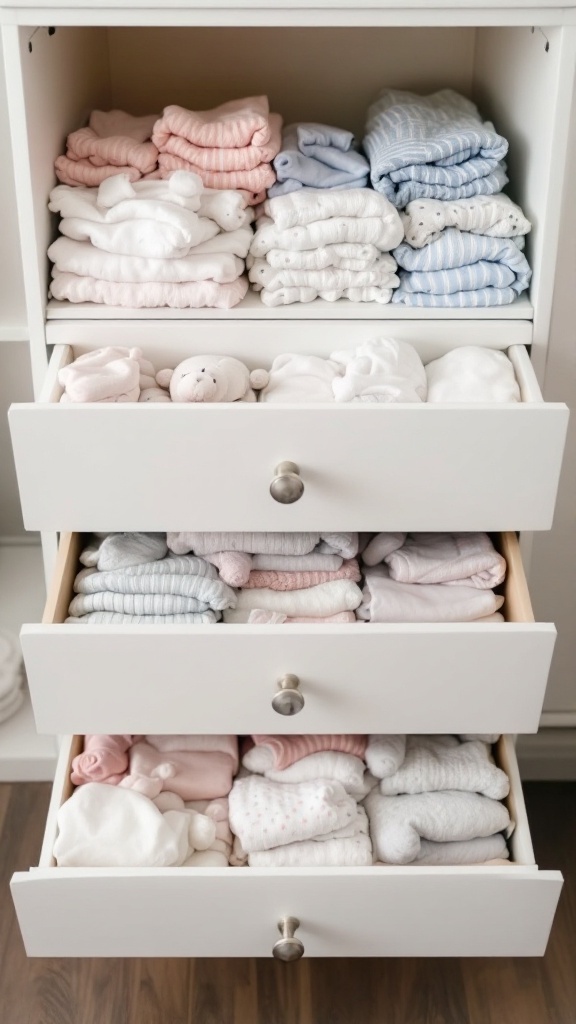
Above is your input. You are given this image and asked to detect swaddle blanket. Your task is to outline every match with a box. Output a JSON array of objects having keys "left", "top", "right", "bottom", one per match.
[
  {"left": 377, "top": 833, "right": 509, "bottom": 866},
  {"left": 50, "top": 237, "right": 245, "bottom": 285},
  {"left": 71, "top": 734, "right": 132, "bottom": 785},
  {"left": 129, "top": 742, "right": 236, "bottom": 800},
  {"left": 259, "top": 353, "right": 341, "bottom": 403},
  {"left": 80, "top": 532, "right": 167, "bottom": 570},
  {"left": 401, "top": 193, "right": 531, "bottom": 249},
  {"left": 153, "top": 99, "right": 282, "bottom": 169},
  {"left": 269, "top": 122, "right": 369, "bottom": 197},
  {"left": 377, "top": 735, "right": 509, "bottom": 800},
  {"left": 425, "top": 346, "right": 521, "bottom": 402},
  {"left": 50, "top": 271, "right": 248, "bottom": 309},
  {"left": 246, "top": 734, "right": 368, "bottom": 771},
  {"left": 55, "top": 110, "right": 159, "bottom": 187},
  {"left": 362, "top": 533, "right": 407, "bottom": 566},
  {"left": 392, "top": 230, "right": 531, "bottom": 307},
  {"left": 358, "top": 564, "right": 504, "bottom": 622},
  {"left": 385, "top": 533, "right": 506, "bottom": 589},
  {"left": 243, "top": 559, "right": 361, "bottom": 590},
  {"left": 364, "top": 89, "right": 508, "bottom": 207},
  {"left": 54, "top": 783, "right": 216, "bottom": 867},
  {"left": 229, "top": 775, "right": 358, "bottom": 851},
  {"left": 248, "top": 808, "right": 372, "bottom": 866},
  {"left": 330, "top": 338, "right": 426, "bottom": 403},
  {"left": 365, "top": 788, "right": 512, "bottom": 865},
  {"left": 262, "top": 188, "right": 403, "bottom": 232},
  {"left": 223, "top": 579, "right": 363, "bottom": 622}
]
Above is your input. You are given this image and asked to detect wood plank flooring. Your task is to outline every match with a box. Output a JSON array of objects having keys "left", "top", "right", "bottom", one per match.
[{"left": 1, "top": 780, "right": 574, "bottom": 1024}]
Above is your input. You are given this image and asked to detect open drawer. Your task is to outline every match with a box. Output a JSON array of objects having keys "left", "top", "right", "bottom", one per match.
[
  {"left": 8, "top": 330, "right": 569, "bottom": 533},
  {"left": 11, "top": 734, "right": 562, "bottom": 958},
  {"left": 22, "top": 531, "right": 556, "bottom": 735}
]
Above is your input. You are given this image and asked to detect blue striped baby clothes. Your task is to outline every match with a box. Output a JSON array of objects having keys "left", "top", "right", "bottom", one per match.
[
  {"left": 269, "top": 123, "right": 369, "bottom": 197},
  {"left": 364, "top": 89, "right": 509, "bottom": 208},
  {"left": 392, "top": 229, "right": 531, "bottom": 307}
]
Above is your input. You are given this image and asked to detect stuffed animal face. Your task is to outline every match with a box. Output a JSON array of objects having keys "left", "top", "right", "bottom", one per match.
[{"left": 156, "top": 357, "right": 228, "bottom": 403}]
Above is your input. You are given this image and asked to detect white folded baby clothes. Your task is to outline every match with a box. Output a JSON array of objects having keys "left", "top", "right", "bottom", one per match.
[
  {"left": 223, "top": 579, "right": 363, "bottom": 622},
  {"left": 248, "top": 255, "right": 399, "bottom": 292},
  {"left": 330, "top": 338, "right": 426, "bottom": 403},
  {"left": 358, "top": 564, "right": 504, "bottom": 622},
  {"left": 401, "top": 193, "right": 531, "bottom": 249},
  {"left": 378, "top": 833, "right": 509, "bottom": 865},
  {"left": 262, "top": 189, "right": 404, "bottom": 232},
  {"left": 79, "top": 532, "right": 168, "bottom": 570},
  {"left": 366, "top": 734, "right": 408, "bottom": 779},
  {"left": 168, "top": 532, "right": 356, "bottom": 557},
  {"left": 425, "top": 346, "right": 520, "bottom": 402},
  {"left": 49, "top": 237, "right": 245, "bottom": 285},
  {"left": 256, "top": 751, "right": 374, "bottom": 797},
  {"left": 362, "top": 533, "right": 407, "bottom": 566},
  {"left": 248, "top": 808, "right": 372, "bottom": 866},
  {"left": 385, "top": 532, "right": 506, "bottom": 588},
  {"left": 50, "top": 272, "right": 249, "bottom": 310},
  {"left": 377, "top": 735, "right": 510, "bottom": 800},
  {"left": 264, "top": 242, "right": 381, "bottom": 271},
  {"left": 251, "top": 214, "right": 402, "bottom": 258},
  {"left": 365, "top": 788, "right": 512, "bottom": 865},
  {"left": 259, "top": 353, "right": 341, "bottom": 403},
  {"left": 258, "top": 284, "right": 396, "bottom": 306},
  {"left": 58, "top": 346, "right": 156, "bottom": 403}
]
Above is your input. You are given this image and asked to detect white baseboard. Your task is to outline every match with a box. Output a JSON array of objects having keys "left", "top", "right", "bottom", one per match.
[{"left": 517, "top": 729, "right": 576, "bottom": 780}]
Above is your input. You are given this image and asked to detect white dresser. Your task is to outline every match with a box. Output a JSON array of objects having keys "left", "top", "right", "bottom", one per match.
[{"left": 1, "top": 0, "right": 573, "bottom": 959}]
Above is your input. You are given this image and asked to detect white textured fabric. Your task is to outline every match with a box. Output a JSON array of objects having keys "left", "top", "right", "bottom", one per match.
[
  {"left": 385, "top": 532, "right": 506, "bottom": 588},
  {"left": 258, "top": 284, "right": 395, "bottom": 306},
  {"left": 366, "top": 735, "right": 407, "bottom": 779},
  {"left": 50, "top": 271, "right": 248, "bottom": 309},
  {"left": 377, "top": 735, "right": 510, "bottom": 799},
  {"left": 401, "top": 193, "right": 530, "bottom": 249},
  {"left": 223, "top": 580, "right": 363, "bottom": 621},
  {"left": 425, "top": 346, "right": 520, "bottom": 402},
  {"left": 262, "top": 752, "right": 373, "bottom": 796},
  {"left": 362, "top": 533, "right": 407, "bottom": 566},
  {"left": 251, "top": 214, "right": 403, "bottom": 258},
  {"left": 80, "top": 532, "right": 167, "bottom": 571},
  {"left": 365, "top": 788, "right": 512, "bottom": 864},
  {"left": 249, "top": 254, "right": 398, "bottom": 292},
  {"left": 265, "top": 242, "right": 381, "bottom": 271},
  {"left": 229, "top": 775, "right": 358, "bottom": 851},
  {"left": 249, "top": 833, "right": 373, "bottom": 867},
  {"left": 330, "top": 338, "right": 426, "bottom": 403},
  {"left": 49, "top": 237, "right": 244, "bottom": 284},
  {"left": 378, "top": 833, "right": 509, "bottom": 865},
  {"left": 168, "top": 532, "right": 319, "bottom": 556},
  {"left": 259, "top": 353, "right": 340, "bottom": 403},
  {"left": 66, "top": 611, "right": 219, "bottom": 623},
  {"left": 146, "top": 735, "right": 238, "bottom": 771},
  {"left": 358, "top": 564, "right": 504, "bottom": 622},
  {"left": 262, "top": 188, "right": 403, "bottom": 232}
]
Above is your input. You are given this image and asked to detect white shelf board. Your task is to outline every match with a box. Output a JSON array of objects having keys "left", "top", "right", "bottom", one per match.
[
  {"left": 46, "top": 292, "right": 534, "bottom": 321},
  {"left": 0, "top": 542, "right": 57, "bottom": 781}
]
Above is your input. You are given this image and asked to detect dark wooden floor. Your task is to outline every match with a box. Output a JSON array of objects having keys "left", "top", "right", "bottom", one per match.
[{"left": 1, "top": 781, "right": 574, "bottom": 1024}]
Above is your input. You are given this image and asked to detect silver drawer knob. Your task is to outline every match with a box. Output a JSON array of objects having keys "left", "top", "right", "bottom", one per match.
[
  {"left": 273, "top": 917, "right": 304, "bottom": 961},
  {"left": 272, "top": 674, "right": 304, "bottom": 716},
  {"left": 270, "top": 461, "right": 304, "bottom": 504}
]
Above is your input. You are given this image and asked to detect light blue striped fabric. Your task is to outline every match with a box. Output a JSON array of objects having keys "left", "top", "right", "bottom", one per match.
[
  {"left": 269, "top": 123, "right": 369, "bottom": 197},
  {"left": 364, "top": 89, "right": 509, "bottom": 208},
  {"left": 392, "top": 228, "right": 531, "bottom": 307}
]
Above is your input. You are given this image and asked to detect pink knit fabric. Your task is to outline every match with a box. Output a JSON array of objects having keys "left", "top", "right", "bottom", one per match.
[
  {"left": 55, "top": 111, "right": 159, "bottom": 186},
  {"left": 243, "top": 559, "right": 361, "bottom": 591},
  {"left": 251, "top": 734, "right": 368, "bottom": 770},
  {"left": 205, "top": 551, "right": 253, "bottom": 587},
  {"left": 153, "top": 98, "right": 277, "bottom": 152},
  {"left": 71, "top": 734, "right": 132, "bottom": 785},
  {"left": 156, "top": 110, "right": 282, "bottom": 172},
  {"left": 158, "top": 152, "right": 275, "bottom": 197},
  {"left": 129, "top": 742, "right": 236, "bottom": 800}
]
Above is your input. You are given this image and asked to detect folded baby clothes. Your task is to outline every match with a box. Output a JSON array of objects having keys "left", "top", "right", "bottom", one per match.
[
  {"left": 247, "top": 610, "right": 357, "bottom": 624},
  {"left": 259, "top": 284, "right": 398, "bottom": 306},
  {"left": 229, "top": 775, "right": 358, "bottom": 852},
  {"left": 55, "top": 110, "right": 159, "bottom": 187},
  {"left": 58, "top": 346, "right": 157, "bottom": 403},
  {"left": 129, "top": 742, "right": 236, "bottom": 800},
  {"left": 269, "top": 122, "right": 369, "bottom": 197},
  {"left": 392, "top": 230, "right": 531, "bottom": 307},
  {"left": 362, "top": 533, "right": 407, "bottom": 566},
  {"left": 261, "top": 189, "right": 405, "bottom": 232},
  {"left": 248, "top": 255, "right": 399, "bottom": 294},
  {"left": 366, "top": 734, "right": 408, "bottom": 779},
  {"left": 252, "top": 551, "right": 344, "bottom": 571},
  {"left": 246, "top": 734, "right": 368, "bottom": 771},
  {"left": 377, "top": 735, "right": 510, "bottom": 800},
  {"left": 364, "top": 89, "right": 508, "bottom": 208},
  {"left": 401, "top": 193, "right": 531, "bottom": 249},
  {"left": 264, "top": 242, "right": 382, "bottom": 272},
  {"left": 258, "top": 353, "right": 341, "bottom": 403},
  {"left": 261, "top": 752, "right": 375, "bottom": 799},
  {"left": 385, "top": 533, "right": 506, "bottom": 589},
  {"left": 49, "top": 237, "right": 245, "bottom": 286},
  {"left": 378, "top": 833, "right": 509, "bottom": 866},
  {"left": 330, "top": 338, "right": 426, "bottom": 403},
  {"left": 50, "top": 271, "right": 249, "bottom": 309},
  {"left": 66, "top": 611, "right": 217, "bottom": 624},
  {"left": 251, "top": 213, "right": 402, "bottom": 257},
  {"left": 248, "top": 808, "right": 372, "bottom": 866},
  {"left": 168, "top": 531, "right": 318, "bottom": 556},
  {"left": 425, "top": 346, "right": 521, "bottom": 402},
  {"left": 357, "top": 564, "right": 504, "bottom": 622},
  {"left": 223, "top": 579, "right": 363, "bottom": 622},
  {"left": 146, "top": 735, "right": 239, "bottom": 772},
  {"left": 243, "top": 559, "right": 361, "bottom": 590},
  {"left": 365, "top": 788, "right": 512, "bottom": 865},
  {"left": 79, "top": 532, "right": 167, "bottom": 570},
  {"left": 71, "top": 734, "right": 132, "bottom": 785}
]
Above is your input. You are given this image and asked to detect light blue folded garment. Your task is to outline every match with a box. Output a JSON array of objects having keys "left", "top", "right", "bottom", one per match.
[
  {"left": 392, "top": 229, "right": 531, "bottom": 307},
  {"left": 269, "top": 123, "right": 369, "bottom": 198},
  {"left": 364, "top": 89, "right": 509, "bottom": 208}
]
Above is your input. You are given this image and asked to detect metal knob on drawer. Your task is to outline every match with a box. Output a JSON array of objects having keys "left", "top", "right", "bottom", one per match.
[
  {"left": 272, "top": 674, "right": 304, "bottom": 716},
  {"left": 273, "top": 917, "right": 304, "bottom": 961},
  {"left": 270, "top": 461, "right": 304, "bottom": 504}
]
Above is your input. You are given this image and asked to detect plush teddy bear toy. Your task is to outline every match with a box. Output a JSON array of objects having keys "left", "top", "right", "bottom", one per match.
[{"left": 156, "top": 355, "right": 269, "bottom": 403}]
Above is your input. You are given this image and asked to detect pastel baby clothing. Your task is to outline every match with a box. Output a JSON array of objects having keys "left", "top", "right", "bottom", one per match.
[
  {"left": 71, "top": 734, "right": 132, "bottom": 785},
  {"left": 251, "top": 551, "right": 343, "bottom": 571},
  {"left": 152, "top": 98, "right": 282, "bottom": 170},
  {"left": 392, "top": 230, "right": 531, "bottom": 307},
  {"left": 362, "top": 533, "right": 407, "bottom": 567},
  {"left": 223, "top": 579, "right": 363, "bottom": 622},
  {"left": 79, "top": 532, "right": 167, "bottom": 570},
  {"left": 264, "top": 242, "right": 382, "bottom": 272},
  {"left": 364, "top": 89, "right": 508, "bottom": 207},
  {"left": 258, "top": 284, "right": 396, "bottom": 306},
  {"left": 242, "top": 559, "right": 361, "bottom": 590},
  {"left": 366, "top": 734, "right": 408, "bottom": 779},
  {"left": 251, "top": 213, "right": 403, "bottom": 258},
  {"left": 246, "top": 734, "right": 367, "bottom": 771},
  {"left": 66, "top": 611, "right": 218, "bottom": 624},
  {"left": 168, "top": 532, "right": 356, "bottom": 557},
  {"left": 50, "top": 272, "right": 248, "bottom": 309},
  {"left": 385, "top": 533, "right": 506, "bottom": 588},
  {"left": 249, "top": 832, "right": 373, "bottom": 867},
  {"left": 146, "top": 735, "right": 239, "bottom": 773},
  {"left": 425, "top": 346, "right": 521, "bottom": 402},
  {"left": 55, "top": 110, "right": 159, "bottom": 187},
  {"left": 377, "top": 735, "right": 510, "bottom": 800},
  {"left": 228, "top": 775, "right": 358, "bottom": 852},
  {"left": 330, "top": 338, "right": 427, "bottom": 403},
  {"left": 262, "top": 752, "right": 375, "bottom": 798},
  {"left": 378, "top": 833, "right": 509, "bottom": 866},
  {"left": 269, "top": 122, "right": 369, "bottom": 197},
  {"left": 365, "top": 788, "right": 512, "bottom": 865},
  {"left": 262, "top": 189, "right": 404, "bottom": 232},
  {"left": 247, "top": 610, "right": 357, "bottom": 623},
  {"left": 50, "top": 237, "right": 245, "bottom": 286},
  {"left": 58, "top": 347, "right": 150, "bottom": 403},
  {"left": 258, "top": 353, "right": 341, "bottom": 403},
  {"left": 358, "top": 564, "right": 504, "bottom": 622},
  {"left": 248, "top": 255, "right": 399, "bottom": 293},
  {"left": 401, "top": 193, "right": 531, "bottom": 249},
  {"left": 129, "top": 742, "right": 236, "bottom": 800}
]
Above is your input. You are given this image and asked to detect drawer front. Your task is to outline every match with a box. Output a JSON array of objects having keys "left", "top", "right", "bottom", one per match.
[
  {"left": 11, "top": 736, "right": 563, "bottom": 958},
  {"left": 8, "top": 342, "right": 568, "bottom": 533},
  {"left": 23, "top": 531, "right": 556, "bottom": 735}
]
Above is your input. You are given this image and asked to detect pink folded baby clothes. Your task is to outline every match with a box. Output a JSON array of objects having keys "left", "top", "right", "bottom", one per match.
[
  {"left": 242, "top": 559, "right": 361, "bottom": 591},
  {"left": 55, "top": 110, "right": 159, "bottom": 187},
  {"left": 128, "top": 742, "right": 236, "bottom": 800},
  {"left": 50, "top": 271, "right": 248, "bottom": 309},
  {"left": 249, "top": 734, "right": 368, "bottom": 771},
  {"left": 58, "top": 346, "right": 156, "bottom": 403},
  {"left": 145, "top": 734, "right": 239, "bottom": 773},
  {"left": 71, "top": 734, "right": 132, "bottom": 785}
]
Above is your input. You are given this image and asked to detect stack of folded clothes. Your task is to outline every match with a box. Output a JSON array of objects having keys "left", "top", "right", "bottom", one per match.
[
  {"left": 152, "top": 97, "right": 282, "bottom": 205},
  {"left": 364, "top": 734, "right": 513, "bottom": 864},
  {"left": 55, "top": 110, "right": 159, "bottom": 187},
  {"left": 55, "top": 734, "right": 238, "bottom": 867},
  {"left": 66, "top": 533, "right": 236, "bottom": 624},
  {"left": 229, "top": 734, "right": 374, "bottom": 866},
  {"left": 48, "top": 171, "right": 252, "bottom": 309},
  {"left": 248, "top": 189, "right": 403, "bottom": 305},
  {"left": 167, "top": 532, "right": 363, "bottom": 622},
  {"left": 269, "top": 122, "right": 369, "bottom": 197},
  {"left": 363, "top": 89, "right": 532, "bottom": 306},
  {"left": 357, "top": 532, "right": 507, "bottom": 622}
]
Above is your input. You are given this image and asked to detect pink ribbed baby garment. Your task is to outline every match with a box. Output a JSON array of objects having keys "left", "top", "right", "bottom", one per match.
[
  {"left": 243, "top": 559, "right": 361, "bottom": 591},
  {"left": 251, "top": 734, "right": 368, "bottom": 770}
]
